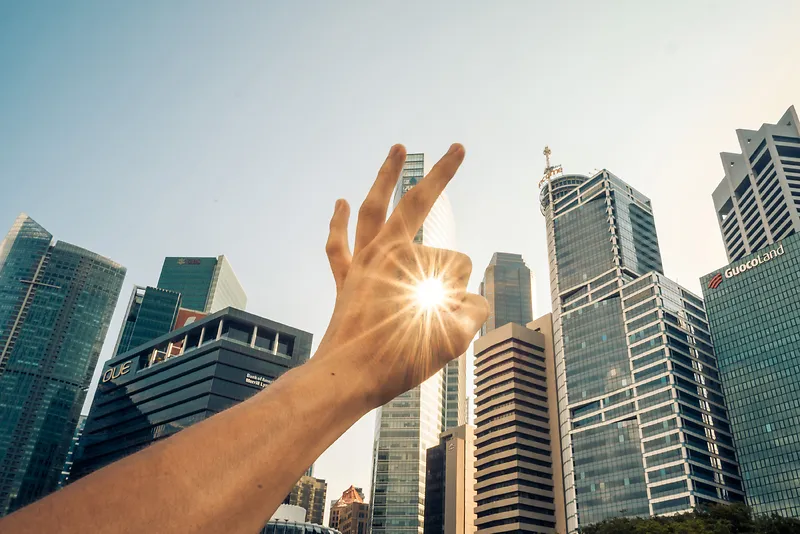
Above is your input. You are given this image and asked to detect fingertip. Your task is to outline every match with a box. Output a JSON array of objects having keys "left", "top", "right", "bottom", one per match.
[
  {"left": 389, "top": 144, "right": 407, "bottom": 160},
  {"left": 447, "top": 143, "right": 465, "bottom": 158}
]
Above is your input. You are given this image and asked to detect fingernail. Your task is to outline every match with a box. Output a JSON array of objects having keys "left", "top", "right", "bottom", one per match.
[
  {"left": 447, "top": 143, "right": 462, "bottom": 156},
  {"left": 334, "top": 199, "right": 342, "bottom": 212}
]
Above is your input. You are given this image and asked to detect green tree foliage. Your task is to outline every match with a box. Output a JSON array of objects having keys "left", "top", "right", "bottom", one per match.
[{"left": 579, "top": 504, "right": 800, "bottom": 534}]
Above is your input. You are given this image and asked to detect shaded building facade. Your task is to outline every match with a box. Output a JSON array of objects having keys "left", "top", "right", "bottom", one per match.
[
  {"left": 702, "top": 235, "right": 800, "bottom": 517},
  {"left": 71, "top": 308, "right": 311, "bottom": 480},
  {"left": 473, "top": 318, "right": 565, "bottom": 533},
  {"left": 285, "top": 475, "right": 328, "bottom": 525},
  {"left": 114, "top": 285, "right": 182, "bottom": 355},
  {"left": 330, "top": 486, "right": 369, "bottom": 534},
  {"left": 370, "top": 153, "right": 466, "bottom": 534},
  {"left": 479, "top": 253, "right": 534, "bottom": 336},
  {"left": 713, "top": 106, "right": 800, "bottom": 262},
  {"left": 540, "top": 170, "right": 744, "bottom": 531},
  {"left": 424, "top": 425, "right": 475, "bottom": 534},
  {"left": 0, "top": 213, "right": 125, "bottom": 515}
]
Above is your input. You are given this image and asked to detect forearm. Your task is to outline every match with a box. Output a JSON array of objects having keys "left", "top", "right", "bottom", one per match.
[{"left": 1, "top": 352, "right": 371, "bottom": 534}]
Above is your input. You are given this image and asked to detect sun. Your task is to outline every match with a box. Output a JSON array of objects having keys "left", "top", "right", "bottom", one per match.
[{"left": 415, "top": 277, "right": 446, "bottom": 310}]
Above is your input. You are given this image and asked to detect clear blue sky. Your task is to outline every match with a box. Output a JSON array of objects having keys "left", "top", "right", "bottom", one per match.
[{"left": 2, "top": 0, "right": 799, "bottom": 521}]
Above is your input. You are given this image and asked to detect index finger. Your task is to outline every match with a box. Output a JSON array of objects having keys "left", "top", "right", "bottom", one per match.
[{"left": 383, "top": 143, "right": 465, "bottom": 241}]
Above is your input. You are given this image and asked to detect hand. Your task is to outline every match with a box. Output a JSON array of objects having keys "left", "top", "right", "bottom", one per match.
[{"left": 318, "top": 143, "right": 488, "bottom": 407}]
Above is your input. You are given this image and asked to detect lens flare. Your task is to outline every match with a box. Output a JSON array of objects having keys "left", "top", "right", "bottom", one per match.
[{"left": 415, "top": 277, "right": 446, "bottom": 310}]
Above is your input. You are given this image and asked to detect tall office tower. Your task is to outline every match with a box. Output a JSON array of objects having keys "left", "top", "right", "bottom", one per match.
[
  {"left": 157, "top": 255, "right": 247, "bottom": 313},
  {"left": 71, "top": 308, "right": 311, "bottom": 480},
  {"left": 370, "top": 153, "right": 466, "bottom": 534},
  {"left": 423, "top": 425, "right": 476, "bottom": 534},
  {"left": 540, "top": 169, "right": 744, "bottom": 531},
  {"left": 473, "top": 317, "right": 565, "bottom": 534},
  {"left": 0, "top": 214, "right": 125, "bottom": 515},
  {"left": 114, "top": 285, "right": 182, "bottom": 355},
  {"left": 713, "top": 106, "right": 800, "bottom": 262},
  {"left": 479, "top": 253, "right": 534, "bottom": 336},
  {"left": 285, "top": 475, "right": 328, "bottom": 525},
  {"left": 329, "top": 486, "right": 370, "bottom": 534},
  {"left": 702, "top": 233, "right": 800, "bottom": 516}
]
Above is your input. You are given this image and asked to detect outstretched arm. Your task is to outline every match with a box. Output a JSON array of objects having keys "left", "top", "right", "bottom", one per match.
[{"left": 0, "top": 143, "right": 488, "bottom": 534}]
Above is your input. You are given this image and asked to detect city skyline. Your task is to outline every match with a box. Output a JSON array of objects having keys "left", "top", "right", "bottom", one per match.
[{"left": 3, "top": 1, "right": 800, "bottom": 524}]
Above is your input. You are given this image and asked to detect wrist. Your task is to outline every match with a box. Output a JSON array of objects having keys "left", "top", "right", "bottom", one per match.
[{"left": 302, "top": 347, "right": 377, "bottom": 417}]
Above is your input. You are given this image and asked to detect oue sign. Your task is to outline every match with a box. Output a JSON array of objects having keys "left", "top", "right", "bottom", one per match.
[{"left": 102, "top": 361, "right": 132, "bottom": 383}]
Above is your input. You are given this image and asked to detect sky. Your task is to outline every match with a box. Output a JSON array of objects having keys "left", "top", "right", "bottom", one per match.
[{"left": 2, "top": 0, "right": 800, "bottom": 523}]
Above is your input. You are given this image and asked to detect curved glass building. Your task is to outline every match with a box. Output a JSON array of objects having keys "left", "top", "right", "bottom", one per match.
[{"left": 370, "top": 153, "right": 465, "bottom": 534}]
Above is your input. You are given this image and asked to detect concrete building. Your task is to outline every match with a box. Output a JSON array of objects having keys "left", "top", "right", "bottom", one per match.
[
  {"left": 473, "top": 317, "right": 565, "bottom": 533},
  {"left": 329, "top": 486, "right": 369, "bottom": 534},
  {"left": 424, "top": 425, "right": 475, "bottom": 534},
  {"left": 702, "top": 234, "right": 800, "bottom": 517},
  {"left": 540, "top": 169, "right": 744, "bottom": 530},
  {"left": 479, "top": 253, "right": 534, "bottom": 337},
  {"left": 71, "top": 308, "right": 311, "bottom": 480},
  {"left": 0, "top": 214, "right": 125, "bottom": 515},
  {"left": 285, "top": 475, "right": 328, "bottom": 525},
  {"left": 370, "top": 153, "right": 466, "bottom": 534},
  {"left": 713, "top": 106, "right": 800, "bottom": 262}
]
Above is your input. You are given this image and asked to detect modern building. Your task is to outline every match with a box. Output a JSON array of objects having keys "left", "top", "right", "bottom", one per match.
[
  {"left": 701, "top": 234, "right": 800, "bottom": 517},
  {"left": 0, "top": 213, "right": 125, "bottom": 516},
  {"left": 57, "top": 415, "right": 87, "bottom": 488},
  {"left": 473, "top": 317, "right": 565, "bottom": 533},
  {"left": 713, "top": 106, "right": 800, "bottom": 262},
  {"left": 71, "top": 308, "right": 311, "bottom": 480},
  {"left": 370, "top": 153, "right": 466, "bottom": 534},
  {"left": 285, "top": 475, "right": 328, "bottom": 525},
  {"left": 157, "top": 255, "right": 247, "bottom": 313},
  {"left": 540, "top": 169, "right": 744, "bottom": 531},
  {"left": 114, "top": 285, "right": 182, "bottom": 355},
  {"left": 329, "top": 486, "right": 369, "bottom": 534},
  {"left": 479, "top": 253, "right": 534, "bottom": 336},
  {"left": 265, "top": 504, "right": 341, "bottom": 534},
  {"left": 423, "top": 425, "right": 475, "bottom": 534}
]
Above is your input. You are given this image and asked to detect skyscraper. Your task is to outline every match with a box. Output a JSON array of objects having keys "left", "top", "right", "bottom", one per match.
[
  {"left": 713, "top": 106, "right": 800, "bottom": 262},
  {"left": 114, "top": 285, "right": 182, "bottom": 355},
  {"left": 473, "top": 318, "right": 564, "bottom": 534},
  {"left": 479, "top": 253, "right": 534, "bottom": 336},
  {"left": 423, "top": 425, "right": 475, "bottom": 534},
  {"left": 541, "top": 169, "right": 744, "bottom": 531},
  {"left": 0, "top": 214, "right": 125, "bottom": 515},
  {"left": 702, "top": 237, "right": 800, "bottom": 517},
  {"left": 157, "top": 255, "right": 246, "bottom": 313},
  {"left": 370, "top": 153, "right": 466, "bottom": 534},
  {"left": 71, "top": 308, "right": 311, "bottom": 480}
]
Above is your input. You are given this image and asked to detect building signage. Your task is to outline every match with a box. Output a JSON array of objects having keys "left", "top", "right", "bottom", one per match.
[
  {"left": 102, "top": 361, "right": 132, "bottom": 382},
  {"left": 709, "top": 243, "right": 785, "bottom": 289},
  {"left": 177, "top": 258, "right": 202, "bottom": 265},
  {"left": 245, "top": 373, "right": 272, "bottom": 389}
]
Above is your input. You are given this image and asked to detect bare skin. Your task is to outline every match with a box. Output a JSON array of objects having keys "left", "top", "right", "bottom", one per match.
[{"left": 0, "top": 143, "right": 488, "bottom": 534}]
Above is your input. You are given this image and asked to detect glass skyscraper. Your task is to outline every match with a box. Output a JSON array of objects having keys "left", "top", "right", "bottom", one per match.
[
  {"left": 713, "top": 106, "right": 800, "bottom": 262},
  {"left": 541, "top": 171, "right": 744, "bottom": 531},
  {"left": 0, "top": 214, "right": 125, "bottom": 515},
  {"left": 157, "top": 255, "right": 246, "bottom": 313},
  {"left": 370, "top": 153, "right": 465, "bottom": 534},
  {"left": 114, "top": 285, "right": 182, "bottom": 355},
  {"left": 479, "top": 252, "right": 534, "bottom": 336},
  {"left": 701, "top": 236, "right": 800, "bottom": 517}
]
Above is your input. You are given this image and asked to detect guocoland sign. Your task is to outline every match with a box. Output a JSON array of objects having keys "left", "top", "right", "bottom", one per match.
[{"left": 725, "top": 243, "right": 785, "bottom": 278}]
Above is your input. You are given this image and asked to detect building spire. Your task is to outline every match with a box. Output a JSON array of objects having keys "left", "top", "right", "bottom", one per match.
[{"left": 539, "top": 145, "right": 563, "bottom": 188}]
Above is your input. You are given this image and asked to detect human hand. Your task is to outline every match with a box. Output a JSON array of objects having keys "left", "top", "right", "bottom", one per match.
[{"left": 318, "top": 143, "right": 488, "bottom": 407}]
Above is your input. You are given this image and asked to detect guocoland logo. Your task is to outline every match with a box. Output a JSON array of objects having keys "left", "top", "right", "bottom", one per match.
[{"left": 708, "top": 243, "right": 786, "bottom": 289}]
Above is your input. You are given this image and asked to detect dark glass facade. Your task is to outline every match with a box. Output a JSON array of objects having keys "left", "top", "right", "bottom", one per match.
[
  {"left": 702, "top": 234, "right": 800, "bottom": 517},
  {"left": 541, "top": 172, "right": 742, "bottom": 531},
  {"left": 114, "top": 286, "right": 181, "bottom": 355},
  {"left": 0, "top": 214, "right": 125, "bottom": 515},
  {"left": 479, "top": 252, "right": 533, "bottom": 336},
  {"left": 157, "top": 257, "right": 218, "bottom": 311},
  {"left": 71, "top": 308, "right": 311, "bottom": 480}
]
